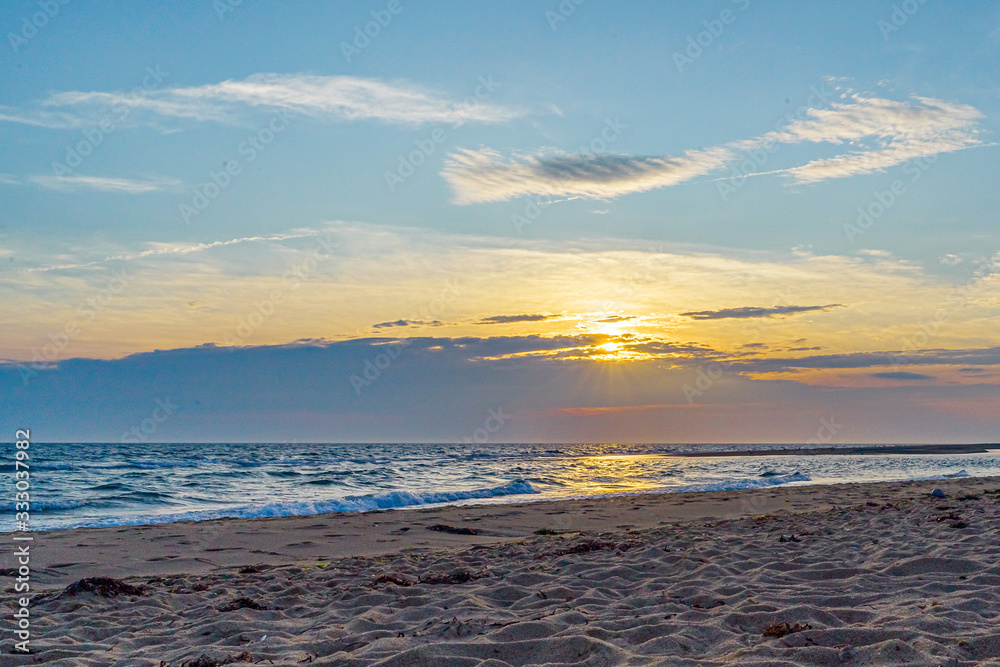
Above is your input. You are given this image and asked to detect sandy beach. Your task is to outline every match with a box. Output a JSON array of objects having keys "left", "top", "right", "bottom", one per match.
[{"left": 5, "top": 475, "right": 1000, "bottom": 666}]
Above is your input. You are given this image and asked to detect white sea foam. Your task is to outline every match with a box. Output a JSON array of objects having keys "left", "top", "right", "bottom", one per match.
[{"left": 50, "top": 480, "right": 540, "bottom": 530}]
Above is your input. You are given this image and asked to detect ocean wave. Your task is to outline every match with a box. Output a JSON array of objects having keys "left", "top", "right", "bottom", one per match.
[
  {"left": 528, "top": 476, "right": 569, "bottom": 486},
  {"left": 340, "top": 480, "right": 538, "bottom": 511},
  {"left": 87, "top": 482, "right": 131, "bottom": 491},
  {"left": 0, "top": 499, "right": 87, "bottom": 512},
  {"left": 0, "top": 461, "right": 78, "bottom": 472},
  {"left": 906, "top": 469, "right": 970, "bottom": 481},
  {"left": 667, "top": 472, "right": 812, "bottom": 493},
  {"left": 471, "top": 473, "right": 815, "bottom": 507},
  {"left": 42, "top": 480, "right": 540, "bottom": 530},
  {"left": 127, "top": 460, "right": 197, "bottom": 470}
]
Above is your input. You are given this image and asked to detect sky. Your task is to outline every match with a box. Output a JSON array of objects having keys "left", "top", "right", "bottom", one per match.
[{"left": 1, "top": 1, "right": 999, "bottom": 444}]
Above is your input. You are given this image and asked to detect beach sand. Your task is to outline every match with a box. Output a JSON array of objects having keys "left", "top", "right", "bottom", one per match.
[{"left": 5, "top": 476, "right": 1000, "bottom": 665}]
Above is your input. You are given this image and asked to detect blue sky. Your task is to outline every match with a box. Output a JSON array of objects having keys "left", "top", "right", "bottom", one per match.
[{"left": 1, "top": 1, "right": 999, "bottom": 443}]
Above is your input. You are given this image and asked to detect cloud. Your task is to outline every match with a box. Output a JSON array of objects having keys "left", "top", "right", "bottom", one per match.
[
  {"left": 478, "top": 313, "right": 556, "bottom": 324},
  {"left": 4, "top": 334, "right": 998, "bottom": 443},
  {"left": 768, "top": 96, "right": 984, "bottom": 184},
  {"left": 681, "top": 304, "right": 843, "bottom": 320},
  {"left": 373, "top": 319, "right": 443, "bottom": 329},
  {"left": 24, "top": 228, "right": 323, "bottom": 273},
  {"left": 0, "top": 108, "right": 89, "bottom": 130},
  {"left": 1, "top": 74, "right": 524, "bottom": 130},
  {"left": 733, "top": 347, "right": 1000, "bottom": 374},
  {"left": 373, "top": 319, "right": 417, "bottom": 329},
  {"left": 5, "top": 222, "right": 998, "bottom": 363},
  {"left": 444, "top": 94, "right": 984, "bottom": 203},
  {"left": 870, "top": 371, "right": 935, "bottom": 381},
  {"left": 443, "top": 146, "right": 733, "bottom": 204},
  {"left": 27, "top": 174, "right": 180, "bottom": 193}
]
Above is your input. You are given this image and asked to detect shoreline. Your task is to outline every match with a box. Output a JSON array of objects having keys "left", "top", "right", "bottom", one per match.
[
  {"left": 21, "top": 466, "right": 995, "bottom": 535},
  {"left": 11, "top": 474, "right": 1000, "bottom": 665},
  {"left": 21, "top": 475, "right": 1000, "bottom": 584},
  {"left": 675, "top": 442, "right": 1000, "bottom": 457}
]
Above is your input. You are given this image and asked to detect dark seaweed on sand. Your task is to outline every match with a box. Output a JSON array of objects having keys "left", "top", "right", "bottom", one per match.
[
  {"left": 58, "top": 577, "right": 146, "bottom": 599},
  {"left": 427, "top": 524, "right": 480, "bottom": 535},
  {"left": 217, "top": 597, "right": 267, "bottom": 612},
  {"left": 419, "top": 568, "right": 487, "bottom": 585},
  {"left": 160, "top": 651, "right": 253, "bottom": 667},
  {"left": 762, "top": 622, "right": 812, "bottom": 638}
]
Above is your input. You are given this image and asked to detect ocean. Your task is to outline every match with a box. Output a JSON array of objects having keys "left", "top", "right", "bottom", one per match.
[{"left": 10, "top": 442, "right": 1000, "bottom": 531}]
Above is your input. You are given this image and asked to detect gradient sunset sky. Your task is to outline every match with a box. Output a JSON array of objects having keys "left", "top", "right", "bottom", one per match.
[{"left": 2, "top": 1, "right": 998, "bottom": 443}]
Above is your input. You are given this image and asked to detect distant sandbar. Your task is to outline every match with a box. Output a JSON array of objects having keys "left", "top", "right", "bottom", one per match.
[{"left": 676, "top": 443, "right": 998, "bottom": 457}]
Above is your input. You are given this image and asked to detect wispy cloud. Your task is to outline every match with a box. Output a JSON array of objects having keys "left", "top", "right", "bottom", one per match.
[
  {"left": 444, "top": 94, "right": 985, "bottom": 203},
  {"left": 734, "top": 347, "right": 1000, "bottom": 374},
  {"left": 27, "top": 174, "right": 180, "bottom": 193},
  {"left": 373, "top": 319, "right": 443, "bottom": 329},
  {"left": 25, "top": 229, "right": 322, "bottom": 273},
  {"left": 2, "top": 74, "right": 525, "bottom": 130},
  {"left": 0, "top": 108, "right": 89, "bottom": 130},
  {"left": 478, "top": 313, "right": 556, "bottom": 324},
  {"left": 765, "top": 96, "right": 984, "bottom": 183},
  {"left": 871, "top": 371, "right": 934, "bottom": 381},
  {"left": 6, "top": 223, "right": 998, "bottom": 362},
  {"left": 443, "top": 147, "right": 732, "bottom": 204},
  {"left": 681, "top": 304, "right": 843, "bottom": 320}
]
